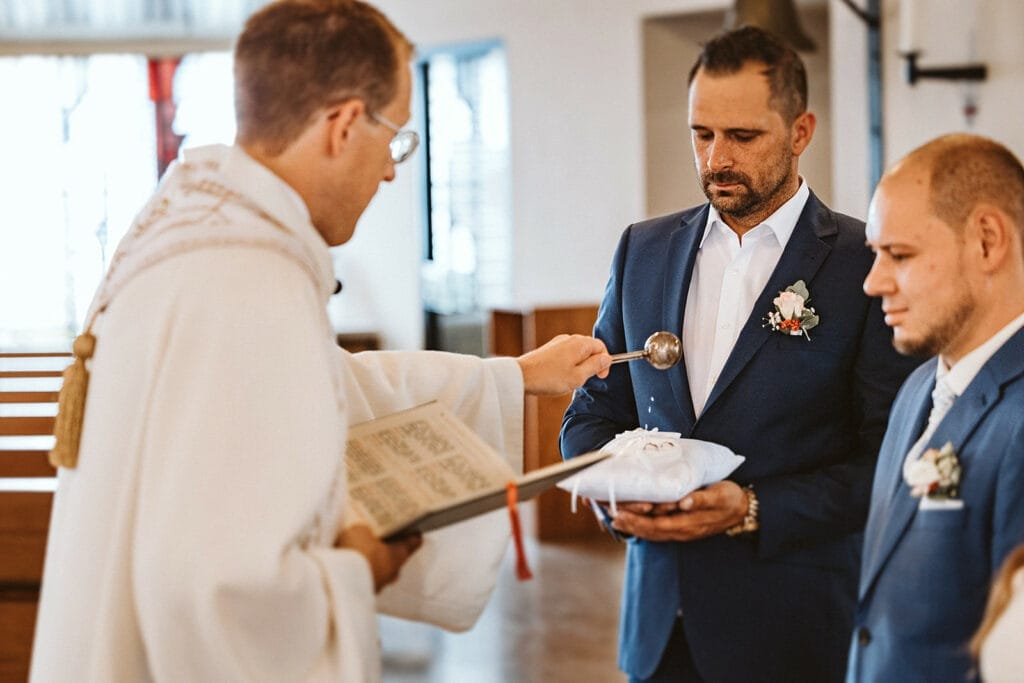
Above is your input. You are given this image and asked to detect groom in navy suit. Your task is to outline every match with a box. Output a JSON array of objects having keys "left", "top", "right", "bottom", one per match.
[
  {"left": 561, "top": 27, "right": 918, "bottom": 682},
  {"left": 848, "top": 135, "right": 1024, "bottom": 682}
]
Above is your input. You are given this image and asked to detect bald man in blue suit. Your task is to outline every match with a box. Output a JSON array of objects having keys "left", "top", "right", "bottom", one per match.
[{"left": 848, "top": 135, "right": 1024, "bottom": 683}]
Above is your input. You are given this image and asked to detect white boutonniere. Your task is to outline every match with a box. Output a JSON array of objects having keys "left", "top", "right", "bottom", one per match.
[
  {"left": 763, "top": 280, "right": 820, "bottom": 339},
  {"left": 904, "top": 441, "right": 961, "bottom": 500}
]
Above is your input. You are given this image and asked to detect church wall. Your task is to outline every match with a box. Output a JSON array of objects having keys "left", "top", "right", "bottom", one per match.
[{"left": 12, "top": 0, "right": 1015, "bottom": 351}]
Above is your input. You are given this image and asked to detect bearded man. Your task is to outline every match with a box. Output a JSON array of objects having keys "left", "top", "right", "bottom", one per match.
[{"left": 561, "top": 26, "right": 919, "bottom": 682}]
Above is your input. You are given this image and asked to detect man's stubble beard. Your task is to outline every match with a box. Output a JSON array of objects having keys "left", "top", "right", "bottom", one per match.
[
  {"left": 893, "top": 282, "right": 976, "bottom": 359},
  {"left": 699, "top": 145, "right": 794, "bottom": 222}
]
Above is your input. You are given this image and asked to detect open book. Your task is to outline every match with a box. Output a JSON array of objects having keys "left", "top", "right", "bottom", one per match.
[{"left": 345, "top": 402, "right": 609, "bottom": 540}]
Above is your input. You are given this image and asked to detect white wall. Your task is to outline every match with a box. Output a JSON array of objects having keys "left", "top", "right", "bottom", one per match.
[
  {"left": 829, "top": 0, "right": 1024, "bottom": 216},
  {"left": 334, "top": 0, "right": 1024, "bottom": 350},
  {"left": 828, "top": 0, "right": 873, "bottom": 218},
  {"left": 643, "top": 10, "right": 725, "bottom": 218},
  {"left": 882, "top": 0, "right": 1024, "bottom": 163},
  {"left": 333, "top": 0, "right": 734, "bottom": 350},
  {"left": 326, "top": 158, "right": 425, "bottom": 350}
]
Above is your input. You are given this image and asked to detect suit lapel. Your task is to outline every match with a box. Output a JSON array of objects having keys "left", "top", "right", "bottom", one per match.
[
  {"left": 701, "top": 193, "right": 835, "bottom": 416},
  {"left": 859, "top": 374, "right": 933, "bottom": 598},
  {"left": 860, "top": 330, "right": 1024, "bottom": 598},
  {"left": 663, "top": 207, "right": 706, "bottom": 432}
]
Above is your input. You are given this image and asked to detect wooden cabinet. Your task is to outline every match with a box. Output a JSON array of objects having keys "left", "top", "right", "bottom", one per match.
[{"left": 491, "top": 306, "right": 606, "bottom": 541}]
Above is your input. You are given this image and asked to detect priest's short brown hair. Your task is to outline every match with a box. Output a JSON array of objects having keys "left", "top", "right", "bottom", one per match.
[{"left": 234, "top": 0, "right": 414, "bottom": 155}]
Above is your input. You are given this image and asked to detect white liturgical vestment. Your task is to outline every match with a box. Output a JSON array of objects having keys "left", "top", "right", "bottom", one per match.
[{"left": 30, "top": 145, "right": 524, "bottom": 682}]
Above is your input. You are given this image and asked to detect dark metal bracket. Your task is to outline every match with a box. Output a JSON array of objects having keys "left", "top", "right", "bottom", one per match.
[
  {"left": 900, "top": 51, "right": 988, "bottom": 85},
  {"left": 838, "top": 0, "right": 879, "bottom": 29}
]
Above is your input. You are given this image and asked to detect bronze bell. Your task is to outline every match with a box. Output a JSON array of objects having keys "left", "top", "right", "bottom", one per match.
[{"left": 724, "top": 0, "right": 817, "bottom": 52}]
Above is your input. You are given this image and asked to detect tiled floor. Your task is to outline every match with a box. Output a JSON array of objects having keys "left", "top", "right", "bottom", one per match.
[{"left": 381, "top": 533, "right": 627, "bottom": 683}]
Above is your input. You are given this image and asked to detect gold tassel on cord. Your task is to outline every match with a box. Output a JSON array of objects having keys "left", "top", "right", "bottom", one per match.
[{"left": 49, "top": 332, "right": 96, "bottom": 469}]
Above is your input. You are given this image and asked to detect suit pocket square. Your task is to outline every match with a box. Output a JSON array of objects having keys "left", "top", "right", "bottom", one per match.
[{"left": 918, "top": 497, "right": 964, "bottom": 511}]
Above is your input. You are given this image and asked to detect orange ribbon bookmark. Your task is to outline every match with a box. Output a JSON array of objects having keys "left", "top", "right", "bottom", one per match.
[{"left": 506, "top": 482, "right": 533, "bottom": 581}]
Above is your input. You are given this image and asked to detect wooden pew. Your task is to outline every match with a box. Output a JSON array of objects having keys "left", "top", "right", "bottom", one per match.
[{"left": 0, "top": 352, "right": 66, "bottom": 681}]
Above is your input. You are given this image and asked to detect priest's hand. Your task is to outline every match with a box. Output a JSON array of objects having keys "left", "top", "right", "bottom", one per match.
[
  {"left": 610, "top": 481, "right": 747, "bottom": 542},
  {"left": 517, "top": 334, "right": 612, "bottom": 396},
  {"left": 336, "top": 524, "right": 423, "bottom": 592}
]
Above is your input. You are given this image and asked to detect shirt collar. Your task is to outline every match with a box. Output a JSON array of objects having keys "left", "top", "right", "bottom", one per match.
[
  {"left": 938, "top": 309, "right": 1024, "bottom": 397},
  {"left": 700, "top": 178, "right": 810, "bottom": 249},
  {"left": 178, "top": 144, "right": 336, "bottom": 297}
]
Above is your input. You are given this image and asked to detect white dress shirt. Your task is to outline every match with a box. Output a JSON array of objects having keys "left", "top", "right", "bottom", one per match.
[{"left": 682, "top": 180, "right": 810, "bottom": 417}]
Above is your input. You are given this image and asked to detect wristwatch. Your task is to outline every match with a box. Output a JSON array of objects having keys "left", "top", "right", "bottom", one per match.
[{"left": 725, "top": 485, "right": 759, "bottom": 536}]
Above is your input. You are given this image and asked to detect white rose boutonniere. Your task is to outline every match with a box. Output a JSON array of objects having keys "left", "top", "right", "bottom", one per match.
[
  {"left": 763, "top": 280, "right": 820, "bottom": 339},
  {"left": 904, "top": 441, "right": 961, "bottom": 500}
]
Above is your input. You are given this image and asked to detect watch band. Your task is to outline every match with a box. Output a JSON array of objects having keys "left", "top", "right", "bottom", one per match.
[{"left": 725, "top": 485, "right": 759, "bottom": 536}]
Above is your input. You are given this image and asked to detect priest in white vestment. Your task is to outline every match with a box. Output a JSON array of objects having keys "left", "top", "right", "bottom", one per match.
[{"left": 29, "top": 2, "right": 611, "bottom": 681}]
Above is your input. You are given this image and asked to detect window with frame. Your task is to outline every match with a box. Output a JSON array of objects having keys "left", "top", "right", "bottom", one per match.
[
  {"left": 0, "top": 50, "right": 234, "bottom": 350},
  {"left": 419, "top": 42, "right": 512, "bottom": 319}
]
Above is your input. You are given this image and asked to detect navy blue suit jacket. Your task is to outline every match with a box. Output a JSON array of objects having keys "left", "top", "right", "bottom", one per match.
[
  {"left": 848, "top": 327, "right": 1024, "bottom": 683},
  {"left": 561, "top": 192, "right": 920, "bottom": 682}
]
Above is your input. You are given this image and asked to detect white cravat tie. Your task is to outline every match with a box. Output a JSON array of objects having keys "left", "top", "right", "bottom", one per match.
[{"left": 902, "top": 378, "right": 957, "bottom": 474}]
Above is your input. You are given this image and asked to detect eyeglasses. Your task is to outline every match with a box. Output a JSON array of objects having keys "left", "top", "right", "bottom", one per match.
[{"left": 368, "top": 111, "right": 420, "bottom": 164}]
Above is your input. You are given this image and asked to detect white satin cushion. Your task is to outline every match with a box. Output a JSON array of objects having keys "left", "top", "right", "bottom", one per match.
[{"left": 558, "top": 428, "right": 745, "bottom": 504}]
